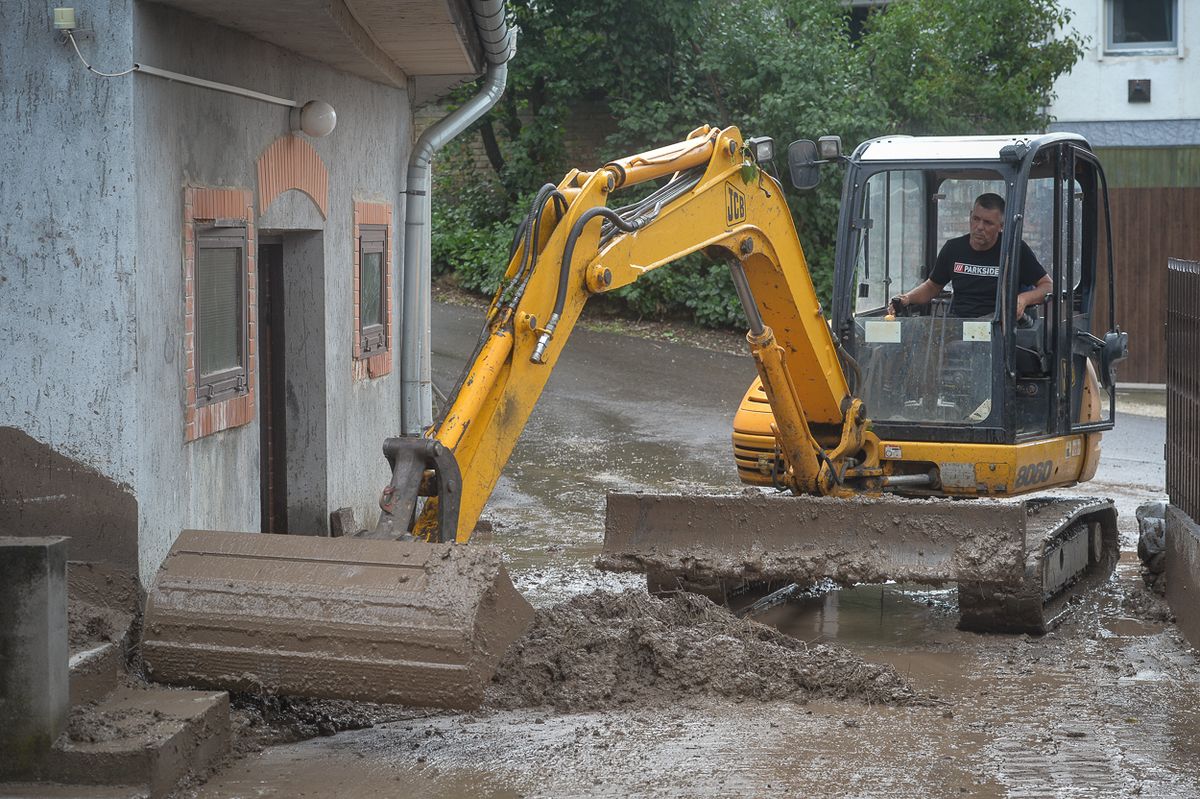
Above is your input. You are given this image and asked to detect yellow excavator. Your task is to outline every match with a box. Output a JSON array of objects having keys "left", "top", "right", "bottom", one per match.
[{"left": 143, "top": 125, "right": 1127, "bottom": 709}]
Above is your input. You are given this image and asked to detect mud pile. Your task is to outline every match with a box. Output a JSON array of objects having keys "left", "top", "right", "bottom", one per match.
[
  {"left": 488, "top": 590, "right": 918, "bottom": 711},
  {"left": 68, "top": 601, "right": 129, "bottom": 650}
]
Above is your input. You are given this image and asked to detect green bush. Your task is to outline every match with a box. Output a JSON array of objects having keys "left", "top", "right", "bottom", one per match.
[{"left": 612, "top": 256, "right": 744, "bottom": 328}]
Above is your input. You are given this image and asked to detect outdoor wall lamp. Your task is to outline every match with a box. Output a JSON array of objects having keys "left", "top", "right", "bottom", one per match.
[{"left": 290, "top": 101, "right": 338, "bottom": 138}]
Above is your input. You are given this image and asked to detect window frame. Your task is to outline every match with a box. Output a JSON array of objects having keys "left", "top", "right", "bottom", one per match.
[
  {"left": 194, "top": 221, "right": 250, "bottom": 407},
  {"left": 1105, "top": 0, "right": 1178, "bottom": 55},
  {"left": 358, "top": 224, "right": 388, "bottom": 356}
]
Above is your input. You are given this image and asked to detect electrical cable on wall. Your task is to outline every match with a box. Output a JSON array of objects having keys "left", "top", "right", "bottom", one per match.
[
  {"left": 58, "top": 29, "right": 336, "bottom": 137},
  {"left": 65, "top": 30, "right": 135, "bottom": 77}
]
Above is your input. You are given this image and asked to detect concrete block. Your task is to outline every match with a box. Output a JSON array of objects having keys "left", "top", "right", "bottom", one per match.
[
  {"left": 68, "top": 642, "right": 126, "bottom": 707},
  {"left": 142, "top": 529, "right": 533, "bottom": 709},
  {"left": 66, "top": 561, "right": 139, "bottom": 705},
  {"left": 0, "top": 537, "right": 69, "bottom": 778},
  {"left": 49, "top": 685, "right": 230, "bottom": 798},
  {"left": 1166, "top": 505, "right": 1200, "bottom": 650}
]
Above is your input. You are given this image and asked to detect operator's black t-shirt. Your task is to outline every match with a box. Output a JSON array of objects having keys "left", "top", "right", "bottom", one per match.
[{"left": 930, "top": 234, "right": 1046, "bottom": 318}]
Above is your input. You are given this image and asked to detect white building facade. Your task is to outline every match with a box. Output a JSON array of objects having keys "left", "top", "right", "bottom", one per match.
[{"left": 1048, "top": 0, "right": 1200, "bottom": 384}]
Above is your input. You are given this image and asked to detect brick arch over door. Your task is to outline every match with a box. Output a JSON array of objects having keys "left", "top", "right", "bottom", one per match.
[{"left": 257, "top": 135, "right": 329, "bottom": 219}]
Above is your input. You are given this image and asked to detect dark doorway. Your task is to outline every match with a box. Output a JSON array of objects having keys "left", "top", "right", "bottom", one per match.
[{"left": 258, "top": 239, "right": 288, "bottom": 533}]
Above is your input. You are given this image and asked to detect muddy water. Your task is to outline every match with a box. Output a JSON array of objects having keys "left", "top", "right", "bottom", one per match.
[{"left": 194, "top": 305, "right": 1194, "bottom": 797}]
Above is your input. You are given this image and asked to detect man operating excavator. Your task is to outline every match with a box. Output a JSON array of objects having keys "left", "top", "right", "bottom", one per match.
[{"left": 888, "top": 192, "right": 1053, "bottom": 320}]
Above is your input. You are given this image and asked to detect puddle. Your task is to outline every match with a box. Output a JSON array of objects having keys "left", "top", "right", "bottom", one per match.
[
  {"left": 1102, "top": 616, "right": 1166, "bottom": 638},
  {"left": 750, "top": 583, "right": 959, "bottom": 648}
]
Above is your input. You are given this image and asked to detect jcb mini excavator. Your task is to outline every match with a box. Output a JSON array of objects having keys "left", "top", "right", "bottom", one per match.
[{"left": 144, "top": 125, "right": 1128, "bottom": 708}]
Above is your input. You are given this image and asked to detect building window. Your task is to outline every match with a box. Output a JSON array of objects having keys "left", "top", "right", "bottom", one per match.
[
  {"left": 196, "top": 224, "right": 249, "bottom": 404},
  {"left": 1107, "top": 0, "right": 1177, "bottom": 53},
  {"left": 183, "top": 187, "right": 256, "bottom": 442},
  {"left": 359, "top": 225, "right": 387, "bottom": 355},
  {"left": 352, "top": 201, "right": 393, "bottom": 380}
]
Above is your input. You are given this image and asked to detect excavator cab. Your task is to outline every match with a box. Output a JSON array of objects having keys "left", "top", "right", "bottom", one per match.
[{"left": 827, "top": 135, "right": 1126, "bottom": 447}]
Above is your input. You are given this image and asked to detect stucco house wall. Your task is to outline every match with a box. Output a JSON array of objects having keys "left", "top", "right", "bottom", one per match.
[
  {"left": 0, "top": 0, "right": 141, "bottom": 570},
  {"left": 1, "top": 0, "right": 464, "bottom": 585},
  {"left": 1049, "top": 0, "right": 1199, "bottom": 138},
  {"left": 131, "top": 3, "right": 412, "bottom": 578}
]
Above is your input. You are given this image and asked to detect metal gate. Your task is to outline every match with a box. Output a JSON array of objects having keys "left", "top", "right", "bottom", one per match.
[{"left": 1167, "top": 258, "right": 1200, "bottom": 519}]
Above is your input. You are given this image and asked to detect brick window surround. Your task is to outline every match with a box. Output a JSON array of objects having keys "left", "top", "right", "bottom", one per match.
[
  {"left": 184, "top": 187, "right": 256, "bottom": 442},
  {"left": 353, "top": 202, "right": 393, "bottom": 380}
]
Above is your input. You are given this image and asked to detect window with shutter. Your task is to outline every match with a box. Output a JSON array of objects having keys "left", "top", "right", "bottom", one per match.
[
  {"left": 195, "top": 224, "right": 249, "bottom": 405},
  {"left": 359, "top": 225, "right": 387, "bottom": 355}
]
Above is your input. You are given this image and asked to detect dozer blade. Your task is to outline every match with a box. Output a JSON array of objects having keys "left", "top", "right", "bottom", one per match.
[
  {"left": 143, "top": 530, "right": 533, "bottom": 709},
  {"left": 599, "top": 492, "right": 1117, "bottom": 634}
]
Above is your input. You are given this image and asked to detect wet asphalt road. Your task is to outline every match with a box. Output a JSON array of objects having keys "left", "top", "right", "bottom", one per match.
[{"left": 194, "top": 301, "right": 1196, "bottom": 799}]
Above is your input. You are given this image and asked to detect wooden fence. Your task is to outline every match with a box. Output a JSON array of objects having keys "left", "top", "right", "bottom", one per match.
[{"left": 1104, "top": 187, "right": 1200, "bottom": 384}]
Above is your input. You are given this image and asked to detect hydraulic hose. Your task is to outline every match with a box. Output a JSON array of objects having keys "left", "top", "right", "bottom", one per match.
[
  {"left": 530, "top": 206, "right": 647, "bottom": 363},
  {"left": 500, "top": 185, "right": 567, "bottom": 311}
]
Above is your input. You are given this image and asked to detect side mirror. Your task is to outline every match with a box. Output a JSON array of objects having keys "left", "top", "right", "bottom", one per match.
[
  {"left": 787, "top": 139, "right": 821, "bottom": 190},
  {"left": 1075, "top": 327, "right": 1128, "bottom": 388},
  {"left": 1100, "top": 328, "right": 1128, "bottom": 388}
]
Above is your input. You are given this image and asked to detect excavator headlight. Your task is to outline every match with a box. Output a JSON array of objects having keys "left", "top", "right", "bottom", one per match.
[
  {"left": 817, "top": 135, "right": 842, "bottom": 160},
  {"left": 746, "top": 136, "right": 775, "bottom": 164}
]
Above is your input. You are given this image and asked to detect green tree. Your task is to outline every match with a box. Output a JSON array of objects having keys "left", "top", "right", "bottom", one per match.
[
  {"left": 858, "top": 0, "right": 1086, "bottom": 134},
  {"left": 432, "top": 0, "right": 1086, "bottom": 325}
]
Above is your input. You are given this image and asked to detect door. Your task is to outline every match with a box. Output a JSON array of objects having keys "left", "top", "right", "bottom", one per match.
[{"left": 258, "top": 239, "right": 288, "bottom": 533}]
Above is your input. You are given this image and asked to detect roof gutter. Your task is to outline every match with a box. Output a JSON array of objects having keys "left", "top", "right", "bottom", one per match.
[{"left": 401, "top": 0, "right": 514, "bottom": 434}]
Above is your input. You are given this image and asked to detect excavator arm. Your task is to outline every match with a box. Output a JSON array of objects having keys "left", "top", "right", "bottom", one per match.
[{"left": 395, "top": 126, "right": 879, "bottom": 544}]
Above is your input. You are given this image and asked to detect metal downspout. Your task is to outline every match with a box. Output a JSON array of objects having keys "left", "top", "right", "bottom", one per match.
[{"left": 401, "top": 0, "right": 513, "bottom": 434}]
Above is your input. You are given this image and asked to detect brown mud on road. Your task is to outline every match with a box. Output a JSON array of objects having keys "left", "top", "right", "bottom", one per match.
[
  {"left": 190, "top": 561, "right": 1200, "bottom": 799},
  {"left": 185, "top": 308, "right": 1194, "bottom": 797},
  {"left": 487, "top": 590, "right": 918, "bottom": 711}
]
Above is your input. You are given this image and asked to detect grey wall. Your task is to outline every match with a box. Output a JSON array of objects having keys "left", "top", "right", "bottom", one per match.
[
  {"left": 2, "top": 0, "right": 419, "bottom": 583},
  {"left": 0, "top": 1, "right": 140, "bottom": 570},
  {"left": 282, "top": 231, "right": 328, "bottom": 533},
  {"left": 132, "top": 3, "right": 412, "bottom": 581}
]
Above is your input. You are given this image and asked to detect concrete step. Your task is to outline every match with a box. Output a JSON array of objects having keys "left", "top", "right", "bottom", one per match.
[
  {"left": 67, "top": 561, "right": 141, "bottom": 706},
  {"left": 68, "top": 605, "right": 132, "bottom": 706},
  {"left": 42, "top": 685, "right": 231, "bottom": 799}
]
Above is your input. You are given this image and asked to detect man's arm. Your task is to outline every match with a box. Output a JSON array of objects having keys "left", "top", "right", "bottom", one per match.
[
  {"left": 1015, "top": 241, "right": 1051, "bottom": 319},
  {"left": 1016, "top": 274, "right": 1053, "bottom": 319},
  {"left": 889, "top": 279, "right": 943, "bottom": 315}
]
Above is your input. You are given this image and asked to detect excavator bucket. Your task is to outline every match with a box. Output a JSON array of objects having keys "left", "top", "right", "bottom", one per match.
[
  {"left": 599, "top": 492, "right": 1117, "bottom": 634},
  {"left": 143, "top": 530, "right": 532, "bottom": 709}
]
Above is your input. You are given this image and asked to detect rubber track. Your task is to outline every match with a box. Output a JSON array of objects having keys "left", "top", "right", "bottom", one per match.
[{"left": 957, "top": 497, "right": 1119, "bottom": 634}]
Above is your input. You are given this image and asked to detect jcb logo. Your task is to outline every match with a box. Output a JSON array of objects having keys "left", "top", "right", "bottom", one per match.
[{"left": 726, "top": 183, "right": 746, "bottom": 225}]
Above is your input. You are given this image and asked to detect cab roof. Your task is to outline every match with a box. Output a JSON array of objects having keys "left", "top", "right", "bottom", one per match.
[{"left": 853, "top": 133, "right": 1090, "bottom": 163}]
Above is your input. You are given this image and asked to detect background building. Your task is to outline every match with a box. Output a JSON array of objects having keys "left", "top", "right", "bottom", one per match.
[{"left": 1048, "top": 0, "right": 1200, "bottom": 383}]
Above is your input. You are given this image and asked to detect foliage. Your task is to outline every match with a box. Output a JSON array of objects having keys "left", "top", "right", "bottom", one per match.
[
  {"left": 859, "top": 0, "right": 1086, "bottom": 134},
  {"left": 430, "top": 0, "right": 1086, "bottom": 328}
]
